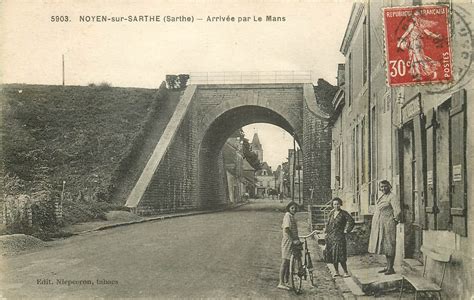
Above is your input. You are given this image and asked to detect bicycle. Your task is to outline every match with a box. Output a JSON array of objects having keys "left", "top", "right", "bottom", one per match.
[{"left": 289, "top": 230, "right": 318, "bottom": 294}]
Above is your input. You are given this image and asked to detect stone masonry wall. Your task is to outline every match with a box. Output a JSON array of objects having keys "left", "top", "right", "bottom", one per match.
[
  {"left": 137, "top": 109, "right": 198, "bottom": 214},
  {"left": 194, "top": 85, "right": 304, "bottom": 207},
  {"left": 303, "top": 111, "right": 332, "bottom": 206},
  {"left": 303, "top": 80, "right": 338, "bottom": 206},
  {"left": 136, "top": 83, "right": 335, "bottom": 213}
]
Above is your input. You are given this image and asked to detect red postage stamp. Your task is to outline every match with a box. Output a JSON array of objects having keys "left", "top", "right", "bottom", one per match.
[{"left": 383, "top": 5, "right": 453, "bottom": 86}]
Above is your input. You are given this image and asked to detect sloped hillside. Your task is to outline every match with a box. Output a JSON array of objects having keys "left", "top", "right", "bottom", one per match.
[{"left": 1, "top": 83, "right": 168, "bottom": 225}]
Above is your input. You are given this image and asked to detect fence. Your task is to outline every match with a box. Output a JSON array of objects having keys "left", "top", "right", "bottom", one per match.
[
  {"left": 189, "top": 71, "right": 313, "bottom": 85},
  {"left": 1, "top": 195, "right": 62, "bottom": 232}
]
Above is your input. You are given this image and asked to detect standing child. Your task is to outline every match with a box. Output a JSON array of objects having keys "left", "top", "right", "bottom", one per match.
[{"left": 278, "top": 201, "right": 300, "bottom": 290}]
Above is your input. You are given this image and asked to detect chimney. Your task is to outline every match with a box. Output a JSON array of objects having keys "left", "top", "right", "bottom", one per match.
[{"left": 337, "top": 64, "right": 345, "bottom": 87}]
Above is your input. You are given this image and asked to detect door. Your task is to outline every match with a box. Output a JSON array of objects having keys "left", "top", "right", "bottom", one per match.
[
  {"left": 412, "top": 116, "right": 425, "bottom": 261},
  {"left": 401, "top": 123, "right": 415, "bottom": 258},
  {"left": 400, "top": 121, "right": 423, "bottom": 260}
]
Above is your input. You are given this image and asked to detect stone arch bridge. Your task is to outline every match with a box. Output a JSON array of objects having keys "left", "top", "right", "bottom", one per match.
[{"left": 125, "top": 83, "right": 336, "bottom": 214}]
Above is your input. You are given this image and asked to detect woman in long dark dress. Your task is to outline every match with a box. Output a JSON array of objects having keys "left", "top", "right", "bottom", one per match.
[{"left": 325, "top": 197, "right": 355, "bottom": 278}]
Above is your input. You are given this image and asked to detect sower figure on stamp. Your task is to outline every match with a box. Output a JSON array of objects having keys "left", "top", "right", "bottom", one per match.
[
  {"left": 397, "top": 10, "right": 442, "bottom": 81},
  {"left": 368, "top": 180, "right": 401, "bottom": 275}
]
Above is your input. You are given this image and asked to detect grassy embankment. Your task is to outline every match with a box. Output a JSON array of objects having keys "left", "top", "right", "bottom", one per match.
[{"left": 1, "top": 83, "right": 167, "bottom": 237}]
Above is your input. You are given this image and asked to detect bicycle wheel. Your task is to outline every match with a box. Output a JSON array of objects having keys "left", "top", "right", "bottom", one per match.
[
  {"left": 290, "top": 254, "right": 303, "bottom": 294},
  {"left": 306, "top": 252, "right": 315, "bottom": 286}
]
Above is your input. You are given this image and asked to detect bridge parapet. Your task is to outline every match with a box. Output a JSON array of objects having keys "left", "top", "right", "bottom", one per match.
[{"left": 189, "top": 71, "right": 313, "bottom": 85}]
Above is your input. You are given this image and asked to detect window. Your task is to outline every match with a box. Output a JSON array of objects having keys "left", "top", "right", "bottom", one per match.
[
  {"left": 363, "top": 17, "right": 368, "bottom": 84},
  {"left": 351, "top": 211, "right": 361, "bottom": 222},
  {"left": 361, "top": 116, "right": 366, "bottom": 183},
  {"left": 340, "top": 143, "right": 344, "bottom": 188},
  {"left": 353, "top": 126, "right": 358, "bottom": 203},
  {"left": 370, "top": 106, "right": 377, "bottom": 205},
  {"left": 335, "top": 145, "right": 341, "bottom": 188},
  {"left": 348, "top": 53, "right": 353, "bottom": 106}
]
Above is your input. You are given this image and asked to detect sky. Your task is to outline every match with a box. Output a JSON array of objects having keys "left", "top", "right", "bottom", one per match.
[
  {"left": 242, "top": 123, "right": 297, "bottom": 170},
  {"left": 1, "top": 0, "right": 353, "bottom": 169}
]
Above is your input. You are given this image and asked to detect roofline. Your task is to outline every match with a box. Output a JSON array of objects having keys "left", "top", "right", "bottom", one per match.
[{"left": 340, "top": 3, "right": 365, "bottom": 55}]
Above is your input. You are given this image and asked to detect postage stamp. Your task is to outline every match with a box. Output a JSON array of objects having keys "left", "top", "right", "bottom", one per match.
[{"left": 383, "top": 5, "right": 453, "bottom": 86}]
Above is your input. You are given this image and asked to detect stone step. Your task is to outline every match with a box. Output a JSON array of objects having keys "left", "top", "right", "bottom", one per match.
[
  {"left": 326, "top": 263, "right": 365, "bottom": 297},
  {"left": 350, "top": 267, "right": 403, "bottom": 295}
]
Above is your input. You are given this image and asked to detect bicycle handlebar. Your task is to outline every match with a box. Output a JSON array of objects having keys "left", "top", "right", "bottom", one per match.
[{"left": 298, "top": 230, "right": 320, "bottom": 239}]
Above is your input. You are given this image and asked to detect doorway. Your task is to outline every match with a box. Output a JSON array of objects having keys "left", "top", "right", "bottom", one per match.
[{"left": 400, "top": 122, "right": 423, "bottom": 261}]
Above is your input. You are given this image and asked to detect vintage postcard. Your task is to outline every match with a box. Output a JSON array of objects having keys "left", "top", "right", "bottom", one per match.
[{"left": 1, "top": 1, "right": 473, "bottom": 299}]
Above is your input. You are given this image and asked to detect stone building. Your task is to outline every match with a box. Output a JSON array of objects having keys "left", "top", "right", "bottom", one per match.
[
  {"left": 331, "top": 2, "right": 472, "bottom": 298},
  {"left": 222, "top": 136, "right": 255, "bottom": 203},
  {"left": 255, "top": 162, "right": 275, "bottom": 198}
]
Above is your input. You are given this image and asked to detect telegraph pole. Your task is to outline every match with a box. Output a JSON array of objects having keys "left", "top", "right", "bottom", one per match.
[
  {"left": 62, "top": 54, "right": 65, "bottom": 86},
  {"left": 297, "top": 149, "right": 301, "bottom": 205},
  {"left": 292, "top": 135, "right": 296, "bottom": 202}
]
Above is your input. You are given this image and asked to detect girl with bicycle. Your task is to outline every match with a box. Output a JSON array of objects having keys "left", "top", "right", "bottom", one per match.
[{"left": 278, "top": 201, "right": 300, "bottom": 290}]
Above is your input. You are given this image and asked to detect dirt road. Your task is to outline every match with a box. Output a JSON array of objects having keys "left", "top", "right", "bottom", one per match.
[{"left": 0, "top": 200, "right": 342, "bottom": 299}]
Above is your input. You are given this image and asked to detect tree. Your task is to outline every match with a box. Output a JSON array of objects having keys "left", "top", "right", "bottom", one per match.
[
  {"left": 177, "top": 74, "right": 190, "bottom": 89},
  {"left": 165, "top": 75, "right": 178, "bottom": 89},
  {"left": 237, "top": 129, "right": 262, "bottom": 171},
  {"left": 166, "top": 74, "right": 190, "bottom": 90}
]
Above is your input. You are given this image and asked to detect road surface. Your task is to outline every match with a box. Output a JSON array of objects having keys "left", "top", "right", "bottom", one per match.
[{"left": 0, "top": 199, "right": 342, "bottom": 299}]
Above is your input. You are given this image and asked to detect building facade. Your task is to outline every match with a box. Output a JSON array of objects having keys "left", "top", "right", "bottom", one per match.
[
  {"left": 222, "top": 136, "right": 255, "bottom": 203},
  {"left": 288, "top": 149, "right": 304, "bottom": 204},
  {"left": 255, "top": 162, "right": 275, "bottom": 198},
  {"left": 331, "top": 2, "right": 472, "bottom": 298}
]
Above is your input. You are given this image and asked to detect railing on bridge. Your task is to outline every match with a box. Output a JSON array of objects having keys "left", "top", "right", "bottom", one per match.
[{"left": 189, "top": 71, "right": 313, "bottom": 85}]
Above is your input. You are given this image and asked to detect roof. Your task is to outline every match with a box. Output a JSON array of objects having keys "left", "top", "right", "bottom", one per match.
[
  {"left": 340, "top": 3, "right": 365, "bottom": 55},
  {"left": 251, "top": 133, "right": 262, "bottom": 150},
  {"left": 242, "top": 159, "right": 255, "bottom": 171},
  {"left": 222, "top": 142, "right": 240, "bottom": 173},
  {"left": 255, "top": 162, "right": 273, "bottom": 176}
]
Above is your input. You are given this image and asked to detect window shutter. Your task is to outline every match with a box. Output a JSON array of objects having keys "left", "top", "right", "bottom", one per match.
[
  {"left": 425, "top": 108, "right": 437, "bottom": 230},
  {"left": 331, "top": 149, "right": 336, "bottom": 189},
  {"left": 450, "top": 90, "right": 467, "bottom": 237},
  {"left": 436, "top": 103, "right": 451, "bottom": 230}
]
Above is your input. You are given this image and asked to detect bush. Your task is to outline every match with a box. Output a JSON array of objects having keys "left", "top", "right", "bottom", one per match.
[
  {"left": 99, "top": 82, "right": 112, "bottom": 88},
  {"left": 31, "top": 199, "right": 58, "bottom": 229},
  {"left": 61, "top": 191, "right": 124, "bottom": 225},
  {"left": 1, "top": 84, "right": 158, "bottom": 233}
]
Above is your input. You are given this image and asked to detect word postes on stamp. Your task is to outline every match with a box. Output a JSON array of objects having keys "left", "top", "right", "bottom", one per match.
[{"left": 383, "top": 5, "right": 453, "bottom": 86}]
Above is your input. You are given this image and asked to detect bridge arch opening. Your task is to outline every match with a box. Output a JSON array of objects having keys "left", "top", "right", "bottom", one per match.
[{"left": 198, "top": 105, "right": 302, "bottom": 208}]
